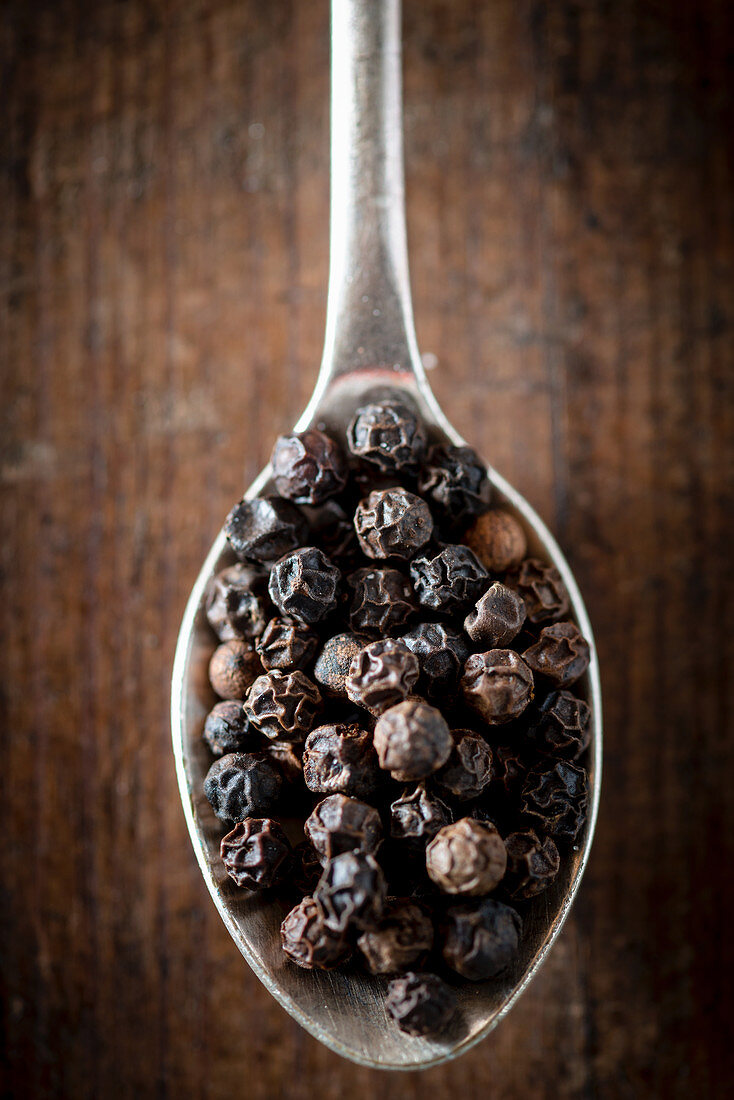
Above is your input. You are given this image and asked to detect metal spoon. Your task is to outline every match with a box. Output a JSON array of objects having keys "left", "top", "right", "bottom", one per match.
[{"left": 171, "top": 0, "right": 602, "bottom": 1070}]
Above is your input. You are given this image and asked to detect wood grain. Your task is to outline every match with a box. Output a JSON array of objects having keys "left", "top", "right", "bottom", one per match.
[{"left": 1, "top": 0, "right": 732, "bottom": 1097}]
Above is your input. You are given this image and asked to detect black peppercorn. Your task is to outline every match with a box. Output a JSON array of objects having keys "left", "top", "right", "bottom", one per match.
[
  {"left": 205, "top": 563, "right": 270, "bottom": 641},
  {"left": 523, "top": 622, "right": 591, "bottom": 687},
  {"left": 410, "top": 545, "right": 488, "bottom": 614},
  {"left": 291, "top": 842, "right": 324, "bottom": 897},
  {"left": 345, "top": 639, "right": 420, "bottom": 715},
  {"left": 462, "top": 649, "right": 534, "bottom": 724},
  {"left": 313, "top": 632, "right": 366, "bottom": 698},
  {"left": 255, "top": 616, "right": 319, "bottom": 672},
  {"left": 418, "top": 444, "right": 489, "bottom": 528},
  {"left": 373, "top": 699, "right": 452, "bottom": 781},
  {"left": 271, "top": 428, "right": 348, "bottom": 504},
  {"left": 280, "top": 896, "right": 351, "bottom": 970},
  {"left": 390, "top": 784, "right": 453, "bottom": 846},
  {"left": 203, "top": 752, "right": 282, "bottom": 825},
  {"left": 303, "top": 723, "right": 381, "bottom": 799},
  {"left": 357, "top": 901, "right": 434, "bottom": 975},
  {"left": 224, "top": 495, "right": 308, "bottom": 563},
  {"left": 208, "top": 640, "right": 263, "bottom": 700},
  {"left": 464, "top": 581, "right": 526, "bottom": 648},
  {"left": 521, "top": 758, "right": 588, "bottom": 841},
  {"left": 348, "top": 567, "right": 417, "bottom": 636},
  {"left": 442, "top": 898, "right": 522, "bottom": 980},
  {"left": 426, "top": 818, "right": 507, "bottom": 895},
  {"left": 490, "top": 743, "right": 531, "bottom": 801},
  {"left": 220, "top": 817, "right": 292, "bottom": 890},
  {"left": 504, "top": 829, "right": 560, "bottom": 898},
  {"left": 463, "top": 508, "right": 527, "bottom": 572},
  {"left": 300, "top": 499, "right": 358, "bottom": 560},
  {"left": 401, "top": 622, "right": 469, "bottom": 702},
  {"left": 347, "top": 400, "right": 427, "bottom": 476},
  {"left": 267, "top": 546, "right": 341, "bottom": 625},
  {"left": 433, "top": 728, "right": 493, "bottom": 802},
  {"left": 385, "top": 972, "right": 457, "bottom": 1037},
  {"left": 314, "top": 850, "right": 387, "bottom": 933},
  {"left": 529, "top": 689, "right": 591, "bottom": 759},
  {"left": 244, "top": 669, "right": 322, "bottom": 742},
  {"left": 354, "top": 488, "right": 433, "bottom": 560},
  {"left": 264, "top": 740, "right": 304, "bottom": 785},
  {"left": 512, "top": 558, "right": 570, "bottom": 623},
  {"left": 203, "top": 700, "right": 253, "bottom": 756},
  {"left": 304, "top": 793, "right": 383, "bottom": 863}
]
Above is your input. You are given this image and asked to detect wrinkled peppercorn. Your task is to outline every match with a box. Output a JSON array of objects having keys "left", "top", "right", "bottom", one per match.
[
  {"left": 220, "top": 817, "right": 292, "bottom": 891},
  {"left": 244, "top": 669, "right": 322, "bottom": 742},
  {"left": 208, "top": 640, "right": 263, "bottom": 700},
  {"left": 442, "top": 898, "right": 522, "bottom": 980},
  {"left": 521, "top": 758, "right": 588, "bottom": 841},
  {"left": 463, "top": 508, "right": 527, "bottom": 573},
  {"left": 491, "top": 743, "right": 531, "bottom": 801},
  {"left": 462, "top": 649, "right": 534, "bottom": 724},
  {"left": 300, "top": 499, "right": 358, "bottom": 560},
  {"left": 271, "top": 428, "right": 348, "bottom": 504},
  {"left": 464, "top": 581, "right": 526, "bottom": 648},
  {"left": 357, "top": 901, "right": 434, "bottom": 975},
  {"left": 314, "top": 632, "right": 366, "bottom": 698},
  {"left": 345, "top": 638, "right": 420, "bottom": 715},
  {"left": 203, "top": 700, "right": 253, "bottom": 757},
  {"left": 268, "top": 547, "right": 341, "bottom": 624},
  {"left": 401, "top": 622, "right": 469, "bottom": 701},
  {"left": 504, "top": 830, "right": 560, "bottom": 898},
  {"left": 280, "top": 896, "right": 350, "bottom": 970},
  {"left": 523, "top": 622, "right": 591, "bottom": 687},
  {"left": 314, "top": 850, "right": 387, "bottom": 932},
  {"left": 390, "top": 785, "right": 453, "bottom": 846},
  {"left": 354, "top": 488, "right": 433, "bottom": 560},
  {"left": 224, "top": 495, "right": 308, "bottom": 563},
  {"left": 255, "top": 616, "right": 319, "bottom": 673},
  {"left": 373, "top": 699, "right": 452, "bottom": 781},
  {"left": 385, "top": 972, "right": 457, "bottom": 1037},
  {"left": 264, "top": 740, "right": 304, "bottom": 785},
  {"left": 529, "top": 690, "right": 591, "bottom": 759},
  {"left": 347, "top": 400, "right": 427, "bottom": 476},
  {"left": 410, "top": 545, "right": 488, "bottom": 614},
  {"left": 304, "top": 793, "right": 383, "bottom": 863},
  {"left": 291, "top": 842, "right": 324, "bottom": 896},
  {"left": 303, "top": 723, "right": 381, "bottom": 799},
  {"left": 205, "top": 563, "right": 270, "bottom": 641},
  {"left": 433, "top": 729, "right": 494, "bottom": 801},
  {"left": 426, "top": 818, "right": 507, "bottom": 895},
  {"left": 348, "top": 567, "right": 416, "bottom": 636},
  {"left": 203, "top": 752, "right": 282, "bottom": 824},
  {"left": 512, "top": 558, "right": 570, "bottom": 623},
  {"left": 418, "top": 444, "right": 488, "bottom": 527}
]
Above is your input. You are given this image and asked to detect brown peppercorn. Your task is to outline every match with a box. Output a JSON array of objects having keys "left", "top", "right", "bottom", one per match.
[
  {"left": 373, "top": 699, "right": 452, "bottom": 781},
  {"left": 418, "top": 444, "right": 489, "bottom": 528},
  {"left": 401, "top": 622, "right": 469, "bottom": 702},
  {"left": 347, "top": 400, "right": 427, "bottom": 476},
  {"left": 348, "top": 567, "right": 416, "bottom": 636},
  {"left": 263, "top": 740, "right": 304, "bottom": 785},
  {"left": 304, "top": 793, "right": 383, "bottom": 863},
  {"left": 385, "top": 972, "right": 457, "bottom": 1037},
  {"left": 203, "top": 700, "right": 254, "bottom": 757},
  {"left": 244, "top": 669, "right": 322, "bottom": 742},
  {"left": 314, "top": 850, "right": 387, "bottom": 933},
  {"left": 357, "top": 901, "right": 434, "bottom": 975},
  {"left": 208, "top": 640, "right": 263, "bottom": 700},
  {"left": 280, "top": 896, "right": 350, "bottom": 970},
  {"left": 220, "top": 817, "right": 292, "bottom": 891},
  {"left": 345, "top": 639, "right": 420, "bottom": 716},
  {"left": 271, "top": 428, "right": 348, "bottom": 504},
  {"left": 426, "top": 818, "right": 507, "bottom": 896},
  {"left": 461, "top": 649, "right": 534, "bottom": 724},
  {"left": 203, "top": 752, "right": 282, "bottom": 825},
  {"left": 442, "top": 898, "right": 522, "bottom": 980},
  {"left": 354, "top": 488, "right": 433, "bottom": 560},
  {"left": 464, "top": 508, "right": 527, "bottom": 572},
  {"left": 523, "top": 622, "right": 591, "bottom": 687},
  {"left": 433, "top": 729, "right": 494, "bottom": 802},
  {"left": 313, "top": 632, "right": 366, "bottom": 698},
  {"left": 255, "top": 616, "right": 319, "bottom": 672},
  {"left": 410, "top": 544, "right": 489, "bottom": 615},
  {"left": 390, "top": 785, "right": 453, "bottom": 846},
  {"left": 205, "top": 563, "right": 270, "bottom": 641},
  {"left": 303, "top": 723, "right": 381, "bottom": 799},
  {"left": 521, "top": 758, "right": 588, "bottom": 841},
  {"left": 512, "top": 558, "right": 570, "bottom": 623},
  {"left": 529, "top": 689, "right": 591, "bottom": 759},
  {"left": 224, "top": 495, "right": 308, "bottom": 563},
  {"left": 267, "top": 547, "right": 341, "bottom": 625},
  {"left": 504, "top": 830, "right": 560, "bottom": 898},
  {"left": 464, "top": 581, "right": 526, "bottom": 648}
]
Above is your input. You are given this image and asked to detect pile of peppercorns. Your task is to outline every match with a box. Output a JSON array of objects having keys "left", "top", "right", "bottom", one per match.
[{"left": 201, "top": 397, "right": 591, "bottom": 1039}]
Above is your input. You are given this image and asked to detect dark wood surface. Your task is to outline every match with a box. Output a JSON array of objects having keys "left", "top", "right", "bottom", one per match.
[{"left": 2, "top": 1, "right": 733, "bottom": 1096}]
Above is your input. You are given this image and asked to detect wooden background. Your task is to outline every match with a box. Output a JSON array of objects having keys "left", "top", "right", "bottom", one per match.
[{"left": 2, "top": 0, "right": 732, "bottom": 1096}]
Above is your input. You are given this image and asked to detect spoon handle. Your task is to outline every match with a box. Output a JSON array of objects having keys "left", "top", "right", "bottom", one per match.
[{"left": 316, "top": 0, "right": 425, "bottom": 389}]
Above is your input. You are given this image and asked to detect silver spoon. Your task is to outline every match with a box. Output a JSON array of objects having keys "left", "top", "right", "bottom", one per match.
[{"left": 171, "top": 0, "right": 602, "bottom": 1070}]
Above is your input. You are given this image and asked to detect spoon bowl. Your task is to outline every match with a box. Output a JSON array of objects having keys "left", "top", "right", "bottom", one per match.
[{"left": 171, "top": 0, "right": 601, "bottom": 1071}]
